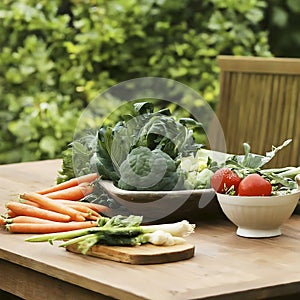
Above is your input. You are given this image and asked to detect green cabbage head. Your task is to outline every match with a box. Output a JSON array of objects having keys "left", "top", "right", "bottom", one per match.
[{"left": 117, "top": 146, "right": 183, "bottom": 191}]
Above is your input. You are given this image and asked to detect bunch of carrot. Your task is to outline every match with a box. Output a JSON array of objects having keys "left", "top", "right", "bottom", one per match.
[{"left": 0, "top": 173, "right": 111, "bottom": 234}]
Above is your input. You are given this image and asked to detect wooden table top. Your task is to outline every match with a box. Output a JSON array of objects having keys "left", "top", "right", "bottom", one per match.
[{"left": 1, "top": 160, "right": 300, "bottom": 300}]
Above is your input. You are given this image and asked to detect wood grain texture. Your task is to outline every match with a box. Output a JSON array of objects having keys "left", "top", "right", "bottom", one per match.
[
  {"left": 0, "top": 259, "right": 113, "bottom": 300},
  {"left": 214, "top": 55, "right": 300, "bottom": 168},
  {"left": 66, "top": 243, "right": 195, "bottom": 265},
  {"left": 1, "top": 160, "right": 300, "bottom": 300},
  {"left": 218, "top": 55, "right": 300, "bottom": 74}
]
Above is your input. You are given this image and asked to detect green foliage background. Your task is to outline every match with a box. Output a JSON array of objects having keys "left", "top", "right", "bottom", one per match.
[
  {"left": 263, "top": 0, "right": 300, "bottom": 57},
  {"left": 0, "top": 0, "right": 287, "bottom": 164}
]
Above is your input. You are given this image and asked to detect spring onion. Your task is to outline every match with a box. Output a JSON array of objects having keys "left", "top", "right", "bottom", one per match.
[{"left": 25, "top": 215, "right": 195, "bottom": 254}]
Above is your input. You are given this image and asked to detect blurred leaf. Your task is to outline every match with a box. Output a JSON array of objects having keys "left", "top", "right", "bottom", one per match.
[
  {"left": 0, "top": 0, "right": 273, "bottom": 164},
  {"left": 287, "top": 0, "right": 300, "bottom": 13},
  {"left": 271, "top": 6, "right": 288, "bottom": 27},
  {"left": 39, "top": 136, "right": 58, "bottom": 158}
]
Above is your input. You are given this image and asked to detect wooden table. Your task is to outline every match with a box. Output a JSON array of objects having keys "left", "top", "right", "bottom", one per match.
[{"left": 1, "top": 160, "right": 300, "bottom": 300}]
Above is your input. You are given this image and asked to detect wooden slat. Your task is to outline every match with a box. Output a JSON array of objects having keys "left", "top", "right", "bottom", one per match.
[
  {"left": 292, "top": 84, "right": 300, "bottom": 164},
  {"left": 247, "top": 73, "right": 261, "bottom": 150},
  {"left": 257, "top": 74, "right": 272, "bottom": 154},
  {"left": 276, "top": 76, "right": 291, "bottom": 166},
  {"left": 218, "top": 55, "right": 300, "bottom": 75},
  {"left": 226, "top": 72, "right": 240, "bottom": 152},
  {"left": 287, "top": 76, "right": 300, "bottom": 165},
  {"left": 278, "top": 76, "right": 290, "bottom": 167}
]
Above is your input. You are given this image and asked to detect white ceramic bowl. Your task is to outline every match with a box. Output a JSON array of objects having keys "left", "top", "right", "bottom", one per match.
[{"left": 216, "top": 190, "right": 300, "bottom": 238}]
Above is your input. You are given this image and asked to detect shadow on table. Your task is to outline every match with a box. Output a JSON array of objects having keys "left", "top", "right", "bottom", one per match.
[{"left": 0, "top": 290, "right": 23, "bottom": 300}]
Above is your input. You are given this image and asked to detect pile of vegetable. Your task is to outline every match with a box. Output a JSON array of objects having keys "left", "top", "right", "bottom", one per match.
[
  {"left": 210, "top": 140, "right": 300, "bottom": 196},
  {"left": 25, "top": 215, "right": 195, "bottom": 254},
  {"left": 67, "top": 100, "right": 215, "bottom": 194},
  {"left": 2, "top": 101, "right": 299, "bottom": 256},
  {"left": 57, "top": 100, "right": 300, "bottom": 204},
  {"left": 0, "top": 171, "right": 196, "bottom": 255},
  {"left": 1, "top": 101, "right": 299, "bottom": 255},
  {"left": 0, "top": 173, "right": 110, "bottom": 233}
]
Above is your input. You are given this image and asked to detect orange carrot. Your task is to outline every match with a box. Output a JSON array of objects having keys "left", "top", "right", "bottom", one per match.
[
  {"left": 5, "top": 201, "right": 71, "bottom": 222},
  {"left": 54, "top": 200, "right": 111, "bottom": 215},
  {"left": 36, "top": 173, "right": 99, "bottom": 195},
  {"left": 0, "top": 216, "right": 6, "bottom": 226},
  {"left": 78, "top": 213, "right": 99, "bottom": 221},
  {"left": 18, "top": 198, "right": 40, "bottom": 207},
  {"left": 6, "top": 221, "right": 98, "bottom": 233},
  {"left": 82, "top": 203, "right": 111, "bottom": 215},
  {"left": 44, "top": 182, "right": 94, "bottom": 201},
  {"left": 6, "top": 209, "right": 17, "bottom": 218},
  {"left": 61, "top": 203, "right": 100, "bottom": 217},
  {"left": 19, "top": 192, "right": 85, "bottom": 222},
  {"left": 7, "top": 216, "right": 58, "bottom": 224},
  {"left": 89, "top": 215, "right": 99, "bottom": 221}
]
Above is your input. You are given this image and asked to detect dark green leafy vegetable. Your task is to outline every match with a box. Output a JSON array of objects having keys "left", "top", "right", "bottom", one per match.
[
  {"left": 233, "top": 139, "right": 292, "bottom": 169},
  {"left": 56, "top": 147, "right": 75, "bottom": 184},
  {"left": 88, "top": 127, "right": 119, "bottom": 182},
  {"left": 57, "top": 100, "right": 210, "bottom": 194},
  {"left": 118, "top": 146, "right": 184, "bottom": 191},
  {"left": 91, "top": 101, "right": 202, "bottom": 190}
]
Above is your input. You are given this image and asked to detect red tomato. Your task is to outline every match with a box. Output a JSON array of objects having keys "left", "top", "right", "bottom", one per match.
[
  {"left": 211, "top": 168, "right": 241, "bottom": 194},
  {"left": 238, "top": 173, "right": 272, "bottom": 196}
]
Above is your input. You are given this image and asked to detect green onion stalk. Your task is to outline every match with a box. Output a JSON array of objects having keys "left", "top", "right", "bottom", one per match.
[{"left": 25, "top": 215, "right": 196, "bottom": 254}]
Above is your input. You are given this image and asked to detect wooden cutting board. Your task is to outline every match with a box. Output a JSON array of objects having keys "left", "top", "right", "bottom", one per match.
[{"left": 66, "top": 243, "right": 195, "bottom": 265}]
